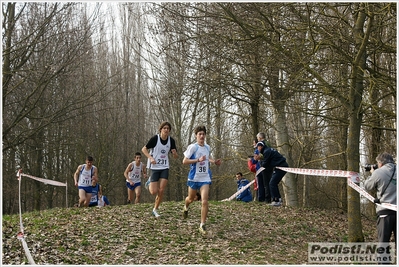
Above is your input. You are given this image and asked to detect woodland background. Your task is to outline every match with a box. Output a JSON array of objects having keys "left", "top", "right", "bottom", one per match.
[{"left": 2, "top": 2, "right": 396, "bottom": 241}]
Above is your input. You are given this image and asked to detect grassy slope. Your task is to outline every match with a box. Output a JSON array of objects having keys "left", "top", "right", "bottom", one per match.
[{"left": 2, "top": 201, "right": 378, "bottom": 265}]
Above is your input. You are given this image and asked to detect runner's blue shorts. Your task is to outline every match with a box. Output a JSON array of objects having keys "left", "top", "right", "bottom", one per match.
[
  {"left": 187, "top": 181, "right": 211, "bottom": 190},
  {"left": 126, "top": 182, "right": 141, "bottom": 190},
  {"left": 78, "top": 186, "right": 93, "bottom": 193}
]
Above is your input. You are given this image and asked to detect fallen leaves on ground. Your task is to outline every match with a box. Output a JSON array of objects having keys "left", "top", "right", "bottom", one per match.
[{"left": 2, "top": 201, "right": 378, "bottom": 265}]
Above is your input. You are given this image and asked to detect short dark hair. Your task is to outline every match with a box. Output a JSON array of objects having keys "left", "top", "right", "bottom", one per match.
[
  {"left": 236, "top": 172, "right": 243, "bottom": 176},
  {"left": 194, "top": 125, "right": 207, "bottom": 135},
  {"left": 86, "top": 156, "right": 94, "bottom": 161},
  {"left": 135, "top": 152, "right": 141, "bottom": 157}
]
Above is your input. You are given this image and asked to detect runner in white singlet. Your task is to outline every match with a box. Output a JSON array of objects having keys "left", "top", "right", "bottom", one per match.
[
  {"left": 141, "top": 121, "right": 178, "bottom": 218},
  {"left": 73, "top": 155, "right": 98, "bottom": 207},
  {"left": 123, "top": 152, "right": 147, "bottom": 204}
]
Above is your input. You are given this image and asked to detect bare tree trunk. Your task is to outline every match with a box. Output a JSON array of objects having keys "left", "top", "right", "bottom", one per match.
[
  {"left": 270, "top": 67, "right": 298, "bottom": 207},
  {"left": 347, "top": 3, "right": 372, "bottom": 242},
  {"left": 274, "top": 104, "right": 298, "bottom": 207}
]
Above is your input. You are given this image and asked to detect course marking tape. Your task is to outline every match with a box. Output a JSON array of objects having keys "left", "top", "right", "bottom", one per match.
[
  {"left": 222, "top": 167, "right": 264, "bottom": 201},
  {"left": 276, "top": 167, "right": 397, "bottom": 212},
  {"left": 276, "top": 167, "right": 359, "bottom": 182},
  {"left": 16, "top": 170, "right": 36, "bottom": 264},
  {"left": 221, "top": 179, "right": 255, "bottom": 201},
  {"left": 15, "top": 169, "right": 69, "bottom": 264},
  {"left": 20, "top": 173, "right": 67, "bottom": 187}
]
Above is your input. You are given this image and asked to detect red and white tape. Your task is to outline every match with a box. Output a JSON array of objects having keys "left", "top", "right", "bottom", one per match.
[
  {"left": 276, "top": 167, "right": 359, "bottom": 181},
  {"left": 277, "top": 167, "right": 397, "bottom": 212}
]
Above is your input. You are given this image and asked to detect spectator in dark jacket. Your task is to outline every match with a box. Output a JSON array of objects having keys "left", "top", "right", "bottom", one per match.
[
  {"left": 257, "top": 142, "right": 289, "bottom": 206},
  {"left": 235, "top": 172, "right": 252, "bottom": 202},
  {"left": 255, "top": 134, "right": 272, "bottom": 203}
]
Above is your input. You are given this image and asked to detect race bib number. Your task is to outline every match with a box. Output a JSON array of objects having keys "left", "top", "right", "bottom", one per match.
[
  {"left": 82, "top": 175, "right": 91, "bottom": 185},
  {"left": 196, "top": 161, "right": 208, "bottom": 174},
  {"left": 90, "top": 194, "right": 97, "bottom": 202},
  {"left": 156, "top": 158, "right": 168, "bottom": 165},
  {"left": 130, "top": 170, "right": 140, "bottom": 180}
]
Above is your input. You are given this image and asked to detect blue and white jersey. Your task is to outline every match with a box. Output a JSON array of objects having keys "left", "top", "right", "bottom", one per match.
[
  {"left": 90, "top": 183, "right": 100, "bottom": 204},
  {"left": 151, "top": 135, "right": 171, "bottom": 170},
  {"left": 78, "top": 164, "right": 95, "bottom": 187},
  {"left": 183, "top": 143, "right": 211, "bottom": 182}
]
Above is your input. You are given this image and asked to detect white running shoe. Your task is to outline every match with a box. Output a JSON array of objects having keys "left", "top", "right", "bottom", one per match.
[
  {"left": 152, "top": 209, "right": 160, "bottom": 218},
  {"left": 269, "top": 201, "right": 282, "bottom": 207}
]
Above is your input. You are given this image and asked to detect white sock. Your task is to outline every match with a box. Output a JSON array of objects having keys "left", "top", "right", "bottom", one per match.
[
  {"left": 184, "top": 205, "right": 188, "bottom": 211},
  {"left": 200, "top": 222, "right": 204, "bottom": 227}
]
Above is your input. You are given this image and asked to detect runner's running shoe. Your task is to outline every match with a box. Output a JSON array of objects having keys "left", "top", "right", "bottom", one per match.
[
  {"left": 152, "top": 209, "right": 161, "bottom": 218},
  {"left": 199, "top": 225, "right": 207, "bottom": 235},
  {"left": 183, "top": 207, "right": 188, "bottom": 219}
]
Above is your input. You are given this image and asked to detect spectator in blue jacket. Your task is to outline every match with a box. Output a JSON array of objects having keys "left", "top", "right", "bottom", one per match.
[
  {"left": 257, "top": 142, "right": 288, "bottom": 206},
  {"left": 235, "top": 172, "right": 252, "bottom": 202}
]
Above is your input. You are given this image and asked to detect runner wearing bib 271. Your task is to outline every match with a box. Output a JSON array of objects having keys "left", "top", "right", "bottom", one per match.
[
  {"left": 182, "top": 125, "right": 221, "bottom": 235},
  {"left": 74, "top": 156, "right": 98, "bottom": 207},
  {"left": 142, "top": 121, "right": 178, "bottom": 218}
]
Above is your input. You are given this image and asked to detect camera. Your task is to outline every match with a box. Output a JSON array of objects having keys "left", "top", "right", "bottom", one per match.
[{"left": 364, "top": 164, "right": 378, "bottom": 172}]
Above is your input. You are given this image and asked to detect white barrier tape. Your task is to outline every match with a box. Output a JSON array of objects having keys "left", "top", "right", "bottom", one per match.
[
  {"left": 347, "top": 178, "right": 397, "bottom": 212},
  {"left": 222, "top": 179, "right": 255, "bottom": 201},
  {"left": 346, "top": 178, "right": 375, "bottom": 202},
  {"left": 20, "top": 173, "right": 67, "bottom": 187},
  {"left": 276, "top": 167, "right": 360, "bottom": 182},
  {"left": 17, "top": 232, "right": 36, "bottom": 265},
  {"left": 16, "top": 171, "right": 36, "bottom": 264},
  {"left": 376, "top": 203, "right": 398, "bottom": 211},
  {"left": 277, "top": 167, "right": 397, "bottom": 212},
  {"left": 222, "top": 167, "right": 264, "bottom": 201}
]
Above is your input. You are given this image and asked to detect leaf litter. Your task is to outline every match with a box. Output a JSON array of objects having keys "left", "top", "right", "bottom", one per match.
[{"left": 2, "top": 201, "right": 378, "bottom": 264}]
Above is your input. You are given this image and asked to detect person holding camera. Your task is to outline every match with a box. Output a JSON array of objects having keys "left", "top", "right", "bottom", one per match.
[{"left": 364, "top": 152, "right": 396, "bottom": 248}]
